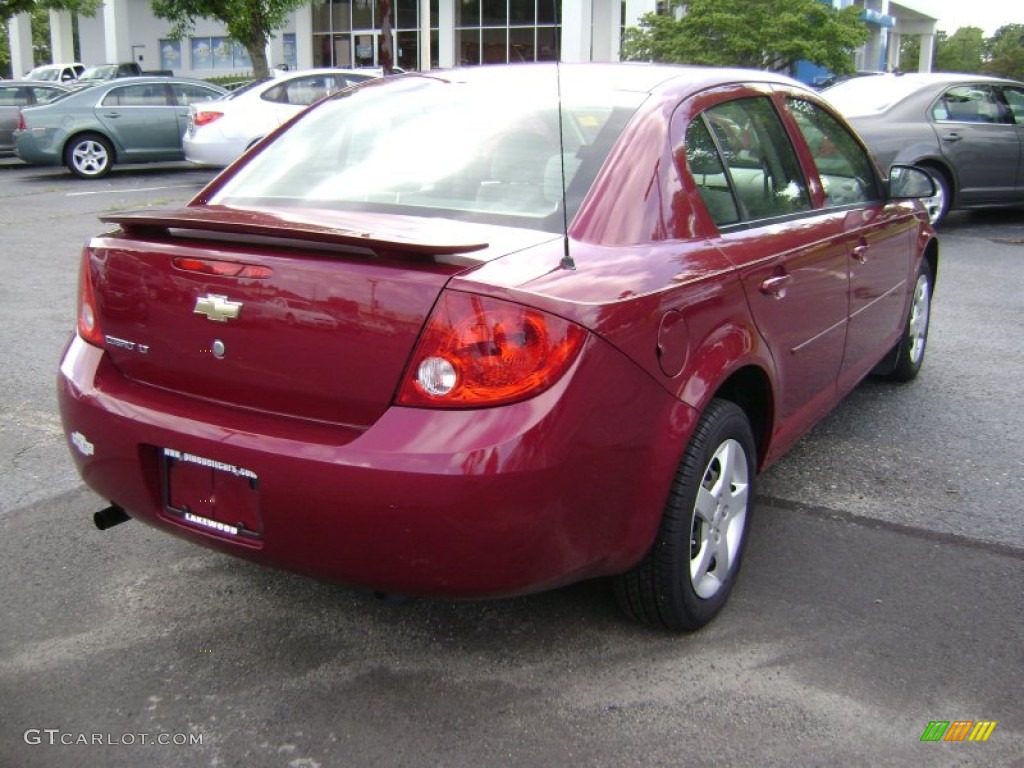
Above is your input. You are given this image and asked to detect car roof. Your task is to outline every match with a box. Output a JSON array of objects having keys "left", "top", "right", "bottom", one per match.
[
  {"left": 1, "top": 79, "right": 71, "bottom": 88},
  {"left": 385, "top": 62, "right": 808, "bottom": 99}
]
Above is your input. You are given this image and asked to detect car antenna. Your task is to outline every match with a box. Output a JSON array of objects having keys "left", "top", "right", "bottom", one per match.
[{"left": 555, "top": 61, "right": 576, "bottom": 271}]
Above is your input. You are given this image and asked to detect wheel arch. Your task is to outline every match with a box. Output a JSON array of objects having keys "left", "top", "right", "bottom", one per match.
[
  {"left": 707, "top": 365, "right": 774, "bottom": 471},
  {"left": 913, "top": 158, "right": 956, "bottom": 207},
  {"left": 62, "top": 129, "right": 121, "bottom": 165}
]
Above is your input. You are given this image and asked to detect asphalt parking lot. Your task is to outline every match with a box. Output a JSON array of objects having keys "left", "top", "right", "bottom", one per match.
[{"left": 0, "top": 160, "right": 1022, "bottom": 767}]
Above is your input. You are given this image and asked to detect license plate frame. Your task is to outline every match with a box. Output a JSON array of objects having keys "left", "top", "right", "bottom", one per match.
[{"left": 161, "top": 447, "right": 263, "bottom": 541}]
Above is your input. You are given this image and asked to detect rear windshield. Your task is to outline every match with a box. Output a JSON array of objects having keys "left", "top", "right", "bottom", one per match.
[
  {"left": 209, "top": 71, "right": 647, "bottom": 233},
  {"left": 822, "top": 76, "right": 929, "bottom": 116}
]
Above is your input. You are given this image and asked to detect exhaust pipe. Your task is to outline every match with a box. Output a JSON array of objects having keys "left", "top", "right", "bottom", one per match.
[{"left": 94, "top": 504, "right": 130, "bottom": 531}]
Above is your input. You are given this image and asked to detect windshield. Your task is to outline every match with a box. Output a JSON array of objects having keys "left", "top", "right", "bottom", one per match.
[
  {"left": 210, "top": 69, "right": 647, "bottom": 233},
  {"left": 26, "top": 67, "right": 60, "bottom": 82},
  {"left": 79, "top": 65, "right": 116, "bottom": 81},
  {"left": 822, "top": 76, "right": 929, "bottom": 116}
]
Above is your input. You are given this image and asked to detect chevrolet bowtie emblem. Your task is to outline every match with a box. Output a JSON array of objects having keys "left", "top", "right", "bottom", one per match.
[{"left": 194, "top": 294, "right": 242, "bottom": 322}]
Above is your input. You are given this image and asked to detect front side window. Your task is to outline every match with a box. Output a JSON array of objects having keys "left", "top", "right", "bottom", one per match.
[
  {"left": 787, "top": 98, "right": 879, "bottom": 207},
  {"left": 694, "top": 97, "right": 811, "bottom": 222},
  {"left": 999, "top": 86, "right": 1024, "bottom": 123},
  {"left": 101, "top": 84, "right": 170, "bottom": 107}
]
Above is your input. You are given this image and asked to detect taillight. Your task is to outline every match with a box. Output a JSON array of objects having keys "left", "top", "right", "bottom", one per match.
[
  {"left": 193, "top": 111, "right": 223, "bottom": 127},
  {"left": 396, "top": 292, "right": 587, "bottom": 408},
  {"left": 77, "top": 248, "right": 103, "bottom": 347},
  {"left": 17, "top": 110, "right": 27, "bottom": 132}
]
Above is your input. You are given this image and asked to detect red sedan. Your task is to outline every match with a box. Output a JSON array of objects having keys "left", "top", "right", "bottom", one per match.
[{"left": 58, "top": 64, "right": 938, "bottom": 631}]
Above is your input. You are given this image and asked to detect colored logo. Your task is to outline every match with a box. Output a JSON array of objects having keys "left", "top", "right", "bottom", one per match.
[{"left": 920, "top": 721, "right": 997, "bottom": 742}]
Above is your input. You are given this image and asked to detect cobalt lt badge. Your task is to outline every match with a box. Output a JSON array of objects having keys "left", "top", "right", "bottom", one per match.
[{"left": 194, "top": 294, "right": 242, "bottom": 322}]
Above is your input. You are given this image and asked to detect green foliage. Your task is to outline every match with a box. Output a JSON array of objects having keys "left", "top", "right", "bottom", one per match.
[
  {"left": 1, "top": 0, "right": 102, "bottom": 24},
  {"left": 935, "top": 26, "right": 985, "bottom": 73},
  {"left": 151, "top": 0, "right": 307, "bottom": 77},
  {"left": 983, "top": 24, "right": 1024, "bottom": 80},
  {"left": 622, "top": 0, "right": 870, "bottom": 74}
]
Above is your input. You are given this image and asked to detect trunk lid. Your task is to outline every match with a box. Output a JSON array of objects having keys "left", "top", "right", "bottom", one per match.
[{"left": 90, "top": 206, "right": 558, "bottom": 427}]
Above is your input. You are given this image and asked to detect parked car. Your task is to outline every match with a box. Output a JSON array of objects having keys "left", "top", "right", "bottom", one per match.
[
  {"left": 183, "top": 68, "right": 378, "bottom": 167},
  {"left": 59, "top": 64, "right": 938, "bottom": 631},
  {"left": 14, "top": 76, "right": 228, "bottom": 178},
  {"left": 0, "top": 80, "right": 69, "bottom": 155},
  {"left": 25, "top": 62, "right": 85, "bottom": 82},
  {"left": 823, "top": 72, "right": 1024, "bottom": 224},
  {"left": 74, "top": 62, "right": 144, "bottom": 84}
]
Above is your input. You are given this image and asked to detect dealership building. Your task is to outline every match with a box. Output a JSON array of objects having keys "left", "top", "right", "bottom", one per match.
[{"left": 6, "top": 0, "right": 937, "bottom": 80}]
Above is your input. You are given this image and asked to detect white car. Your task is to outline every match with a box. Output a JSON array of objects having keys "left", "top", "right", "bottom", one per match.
[
  {"left": 25, "top": 62, "right": 85, "bottom": 83},
  {"left": 183, "top": 69, "right": 379, "bottom": 167}
]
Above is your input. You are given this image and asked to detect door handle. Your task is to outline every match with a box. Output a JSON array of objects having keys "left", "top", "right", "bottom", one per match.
[
  {"left": 941, "top": 133, "right": 963, "bottom": 143},
  {"left": 851, "top": 243, "right": 870, "bottom": 263},
  {"left": 760, "top": 274, "right": 791, "bottom": 299},
  {"left": 102, "top": 112, "right": 122, "bottom": 118}
]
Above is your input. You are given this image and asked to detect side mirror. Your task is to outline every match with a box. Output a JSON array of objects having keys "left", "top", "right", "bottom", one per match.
[{"left": 889, "top": 164, "right": 936, "bottom": 199}]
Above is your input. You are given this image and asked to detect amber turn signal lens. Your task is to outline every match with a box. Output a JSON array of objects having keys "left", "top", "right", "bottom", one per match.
[{"left": 397, "top": 292, "right": 587, "bottom": 408}]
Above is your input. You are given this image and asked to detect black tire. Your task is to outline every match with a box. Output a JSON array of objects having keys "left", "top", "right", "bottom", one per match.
[
  {"left": 918, "top": 165, "right": 950, "bottom": 226},
  {"left": 64, "top": 134, "right": 113, "bottom": 179},
  {"left": 884, "top": 260, "right": 933, "bottom": 382},
  {"left": 614, "top": 399, "right": 756, "bottom": 631}
]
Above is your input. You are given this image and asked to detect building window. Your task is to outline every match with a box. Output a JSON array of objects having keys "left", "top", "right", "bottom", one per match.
[
  {"left": 159, "top": 39, "right": 182, "bottom": 72},
  {"left": 190, "top": 36, "right": 251, "bottom": 71},
  {"left": 311, "top": 0, "right": 439, "bottom": 69},
  {"left": 283, "top": 33, "right": 298, "bottom": 69},
  {"left": 457, "top": 0, "right": 560, "bottom": 65}
]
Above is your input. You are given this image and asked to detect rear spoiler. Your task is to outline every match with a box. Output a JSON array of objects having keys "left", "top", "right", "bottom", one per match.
[{"left": 100, "top": 206, "right": 489, "bottom": 258}]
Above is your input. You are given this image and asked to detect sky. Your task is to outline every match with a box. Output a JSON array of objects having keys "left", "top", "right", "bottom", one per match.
[{"left": 899, "top": 0, "right": 1023, "bottom": 36}]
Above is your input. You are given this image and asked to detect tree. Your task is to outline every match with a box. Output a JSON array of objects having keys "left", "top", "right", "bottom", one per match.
[
  {"left": 934, "top": 26, "right": 984, "bottom": 73},
  {"left": 151, "top": 0, "right": 307, "bottom": 78},
  {"left": 983, "top": 24, "right": 1024, "bottom": 80},
  {"left": 2, "top": 1, "right": 98, "bottom": 77},
  {"left": 622, "top": 0, "right": 870, "bottom": 75},
  {"left": 1, "top": 0, "right": 100, "bottom": 25}
]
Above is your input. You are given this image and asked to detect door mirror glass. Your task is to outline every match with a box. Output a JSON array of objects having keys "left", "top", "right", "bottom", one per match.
[{"left": 889, "top": 165, "right": 937, "bottom": 199}]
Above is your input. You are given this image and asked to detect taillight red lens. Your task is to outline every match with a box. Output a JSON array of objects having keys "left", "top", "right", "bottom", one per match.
[
  {"left": 397, "top": 292, "right": 587, "bottom": 408},
  {"left": 77, "top": 248, "right": 103, "bottom": 347},
  {"left": 17, "top": 110, "right": 26, "bottom": 132},
  {"left": 193, "top": 111, "right": 223, "bottom": 127}
]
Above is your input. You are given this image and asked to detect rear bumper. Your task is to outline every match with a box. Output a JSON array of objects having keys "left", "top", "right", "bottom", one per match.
[
  {"left": 183, "top": 133, "right": 246, "bottom": 168},
  {"left": 13, "top": 130, "right": 62, "bottom": 166},
  {"left": 58, "top": 333, "right": 697, "bottom": 598}
]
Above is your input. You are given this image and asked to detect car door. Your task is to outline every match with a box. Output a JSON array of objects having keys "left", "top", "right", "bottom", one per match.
[
  {"left": 681, "top": 91, "right": 850, "bottom": 450},
  {"left": 996, "top": 84, "right": 1024, "bottom": 198},
  {"left": 783, "top": 95, "right": 917, "bottom": 389},
  {"left": 95, "top": 82, "right": 182, "bottom": 160},
  {"left": 930, "top": 84, "right": 1020, "bottom": 205}
]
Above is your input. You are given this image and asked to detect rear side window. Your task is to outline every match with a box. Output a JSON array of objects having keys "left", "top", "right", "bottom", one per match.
[
  {"left": 932, "top": 85, "right": 1010, "bottom": 124},
  {"left": 0, "top": 86, "right": 30, "bottom": 106},
  {"left": 786, "top": 98, "right": 880, "bottom": 207},
  {"left": 262, "top": 75, "right": 352, "bottom": 106},
  {"left": 685, "top": 96, "right": 811, "bottom": 225}
]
